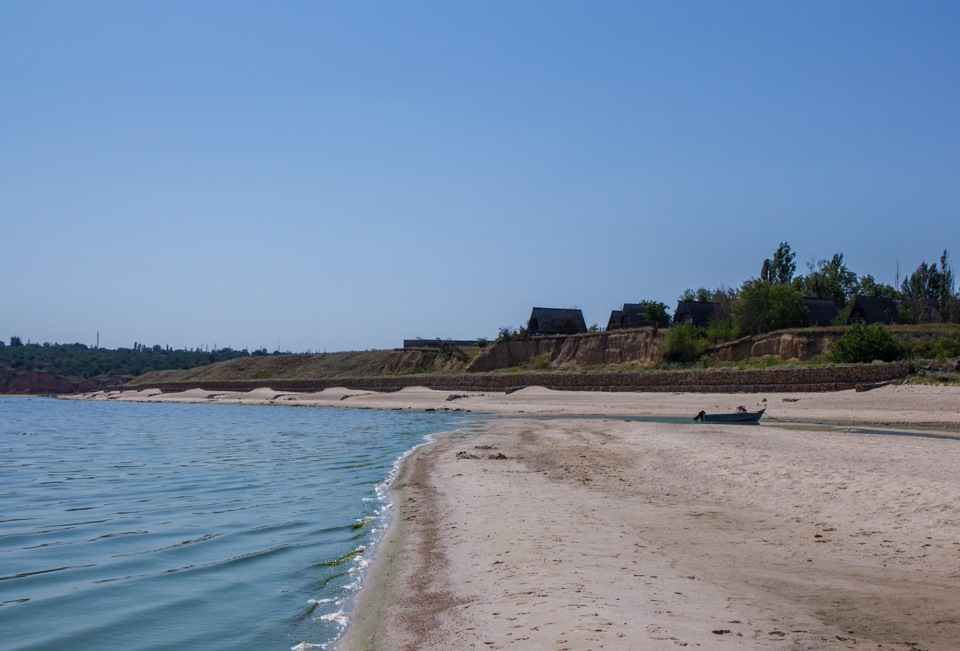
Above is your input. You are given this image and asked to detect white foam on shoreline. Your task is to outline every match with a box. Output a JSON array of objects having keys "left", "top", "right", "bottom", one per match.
[
  {"left": 319, "top": 609, "right": 349, "bottom": 626},
  {"left": 330, "top": 420, "right": 482, "bottom": 646}
]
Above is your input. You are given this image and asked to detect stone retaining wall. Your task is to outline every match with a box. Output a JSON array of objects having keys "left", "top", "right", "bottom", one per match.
[{"left": 124, "top": 363, "right": 912, "bottom": 395}]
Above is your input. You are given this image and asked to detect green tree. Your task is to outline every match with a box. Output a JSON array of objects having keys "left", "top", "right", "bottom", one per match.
[
  {"left": 855, "top": 274, "right": 898, "bottom": 299},
  {"left": 638, "top": 300, "right": 670, "bottom": 324},
  {"left": 938, "top": 250, "right": 957, "bottom": 322},
  {"left": 496, "top": 326, "right": 526, "bottom": 343},
  {"left": 801, "top": 253, "right": 858, "bottom": 307},
  {"left": 680, "top": 287, "right": 716, "bottom": 303},
  {"left": 900, "top": 261, "right": 941, "bottom": 323},
  {"left": 760, "top": 242, "right": 797, "bottom": 285},
  {"left": 732, "top": 279, "right": 808, "bottom": 334},
  {"left": 681, "top": 286, "right": 736, "bottom": 314},
  {"left": 830, "top": 323, "right": 901, "bottom": 363},
  {"left": 0, "top": 340, "right": 250, "bottom": 379}
]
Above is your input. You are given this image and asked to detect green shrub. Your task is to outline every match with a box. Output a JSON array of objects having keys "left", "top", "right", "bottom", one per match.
[
  {"left": 909, "top": 336, "right": 960, "bottom": 360},
  {"left": 735, "top": 355, "right": 788, "bottom": 370},
  {"left": 496, "top": 327, "right": 527, "bottom": 343},
  {"left": 662, "top": 324, "right": 704, "bottom": 363},
  {"left": 527, "top": 354, "right": 552, "bottom": 370},
  {"left": 930, "top": 371, "right": 960, "bottom": 384},
  {"left": 704, "top": 319, "right": 740, "bottom": 344},
  {"left": 830, "top": 324, "right": 901, "bottom": 363}
]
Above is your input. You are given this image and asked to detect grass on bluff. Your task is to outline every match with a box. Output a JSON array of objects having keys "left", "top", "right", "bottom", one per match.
[{"left": 130, "top": 345, "right": 488, "bottom": 385}]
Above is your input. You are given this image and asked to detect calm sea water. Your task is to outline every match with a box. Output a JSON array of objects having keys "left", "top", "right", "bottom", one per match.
[{"left": 0, "top": 397, "right": 471, "bottom": 651}]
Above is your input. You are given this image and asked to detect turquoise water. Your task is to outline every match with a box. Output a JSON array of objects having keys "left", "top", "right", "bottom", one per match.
[{"left": 0, "top": 397, "right": 470, "bottom": 650}]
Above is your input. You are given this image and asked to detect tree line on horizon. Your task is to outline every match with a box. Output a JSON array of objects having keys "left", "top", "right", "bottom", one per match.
[{"left": 0, "top": 340, "right": 286, "bottom": 379}]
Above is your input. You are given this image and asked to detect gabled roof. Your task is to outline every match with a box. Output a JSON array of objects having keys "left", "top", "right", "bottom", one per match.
[
  {"left": 801, "top": 298, "right": 839, "bottom": 326},
  {"left": 606, "top": 310, "right": 625, "bottom": 331},
  {"left": 849, "top": 296, "right": 898, "bottom": 324},
  {"left": 608, "top": 303, "right": 668, "bottom": 330},
  {"left": 673, "top": 300, "right": 720, "bottom": 326},
  {"left": 528, "top": 307, "right": 587, "bottom": 335}
]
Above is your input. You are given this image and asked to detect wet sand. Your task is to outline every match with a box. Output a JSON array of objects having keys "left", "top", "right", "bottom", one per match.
[{"left": 73, "top": 385, "right": 960, "bottom": 649}]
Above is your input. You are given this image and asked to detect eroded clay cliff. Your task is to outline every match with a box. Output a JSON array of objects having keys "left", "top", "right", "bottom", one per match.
[
  {"left": 709, "top": 332, "right": 835, "bottom": 363},
  {"left": 466, "top": 330, "right": 662, "bottom": 372}
]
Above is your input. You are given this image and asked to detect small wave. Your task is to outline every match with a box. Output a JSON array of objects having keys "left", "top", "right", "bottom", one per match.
[
  {"left": 316, "top": 545, "right": 366, "bottom": 567},
  {"left": 114, "top": 531, "right": 223, "bottom": 557},
  {"left": 38, "top": 519, "right": 108, "bottom": 532},
  {"left": 311, "top": 571, "right": 350, "bottom": 591},
  {"left": 304, "top": 597, "right": 335, "bottom": 615},
  {"left": 290, "top": 642, "right": 324, "bottom": 650},
  {"left": 0, "top": 517, "right": 38, "bottom": 525},
  {"left": 0, "top": 564, "right": 96, "bottom": 582},
  {"left": 90, "top": 530, "right": 149, "bottom": 542},
  {"left": 319, "top": 609, "right": 349, "bottom": 627}
]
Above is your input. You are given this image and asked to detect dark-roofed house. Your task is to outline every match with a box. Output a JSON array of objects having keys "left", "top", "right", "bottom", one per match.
[
  {"left": 848, "top": 296, "right": 899, "bottom": 324},
  {"left": 527, "top": 307, "right": 587, "bottom": 336},
  {"left": 607, "top": 303, "right": 669, "bottom": 330},
  {"left": 607, "top": 303, "right": 645, "bottom": 330},
  {"left": 802, "top": 298, "right": 839, "bottom": 327},
  {"left": 606, "top": 310, "right": 625, "bottom": 331},
  {"left": 673, "top": 300, "right": 721, "bottom": 327}
]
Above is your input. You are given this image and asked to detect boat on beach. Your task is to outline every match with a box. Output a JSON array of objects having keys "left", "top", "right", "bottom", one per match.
[{"left": 693, "top": 407, "right": 765, "bottom": 423}]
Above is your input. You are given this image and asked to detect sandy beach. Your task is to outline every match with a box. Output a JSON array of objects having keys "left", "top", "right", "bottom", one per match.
[{"left": 75, "top": 385, "right": 960, "bottom": 649}]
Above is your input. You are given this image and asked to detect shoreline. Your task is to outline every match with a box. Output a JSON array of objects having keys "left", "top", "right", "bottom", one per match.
[
  {"left": 71, "top": 385, "right": 960, "bottom": 649},
  {"left": 343, "top": 410, "right": 960, "bottom": 649},
  {"left": 68, "top": 383, "right": 960, "bottom": 429}
]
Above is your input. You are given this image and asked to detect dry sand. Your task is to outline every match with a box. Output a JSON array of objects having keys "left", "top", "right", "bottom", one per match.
[
  {"left": 73, "top": 385, "right": 960, "bottom": 649},
  {"left": 74, "top": 383, "right": 960, "bottom": 426}
]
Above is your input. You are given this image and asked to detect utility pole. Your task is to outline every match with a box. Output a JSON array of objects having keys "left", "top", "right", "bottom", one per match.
[{"left": 96, "top": 331, "right": 99, "bottom": 349}]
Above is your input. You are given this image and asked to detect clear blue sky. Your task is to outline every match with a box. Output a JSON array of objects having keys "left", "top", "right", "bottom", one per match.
[{"left": 3, "top": 1, "right": 958, "bottom": 352}]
